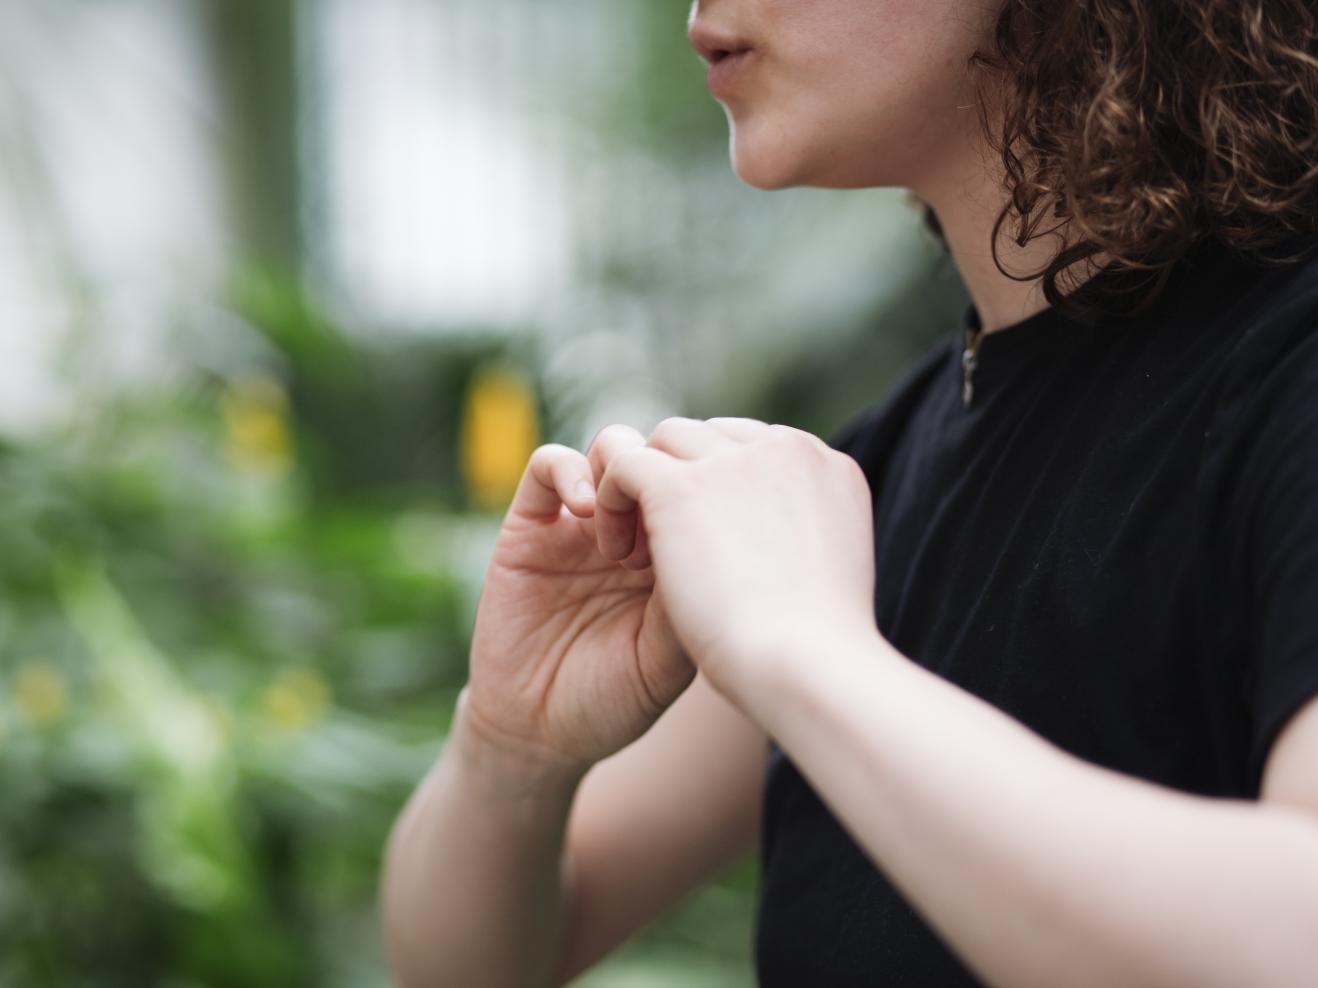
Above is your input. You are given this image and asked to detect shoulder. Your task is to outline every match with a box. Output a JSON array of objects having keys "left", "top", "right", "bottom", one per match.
[
  {"left": 1200, "top": 239, "right": 1318, "bottom": 472},
  {"left": 1197, "top": 242, "right": 1318, "bottom": 596},
  {"left": 1207, "top": 237, "right": 1318, "bottom": 406}
]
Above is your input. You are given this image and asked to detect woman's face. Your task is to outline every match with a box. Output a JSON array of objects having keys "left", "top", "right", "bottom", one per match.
[{"left": 686, "top": 0, "right": 1001, "bottom": 194}]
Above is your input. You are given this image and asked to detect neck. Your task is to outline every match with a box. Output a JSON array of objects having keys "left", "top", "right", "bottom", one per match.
[{"left": 913, "top": 127, "right": 1106, "bottom": 335}]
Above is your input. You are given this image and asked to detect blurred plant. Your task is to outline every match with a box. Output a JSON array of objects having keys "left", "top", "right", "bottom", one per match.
[
  {"left": 222, "top": 374, "right": 294, "bottom": 478},
  {"left": 460, "top": 364, "right": 541, "bottom": 511},
  {"left": 0, "top": 329, "right": 476, "bottom": 986},
  {"left": 13, "top": 660, "right": 69, "bottom": 727},
  {"left": 261, "top": 667, "right": 331, "bottom": 732}
]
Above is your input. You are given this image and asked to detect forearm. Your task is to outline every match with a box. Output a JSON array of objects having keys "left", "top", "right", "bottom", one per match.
[
  {"left": 382, "top": 694, "right": 589, "bottom": 988},
  {"left": 748, "top": 626, "right": 1318, "bottom": 988}
]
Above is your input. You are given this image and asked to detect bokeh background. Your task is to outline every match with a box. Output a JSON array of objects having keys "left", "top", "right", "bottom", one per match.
[{"left": 0, "top": 1, "right": 968, "bottom": 985}]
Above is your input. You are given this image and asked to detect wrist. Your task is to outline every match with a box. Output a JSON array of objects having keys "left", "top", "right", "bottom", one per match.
[
  {"left": 448, "top": 687, "right": 592, "bottom": 803},
  {"left": 739, "top": 616, "right": 894, "bottom": 728}
]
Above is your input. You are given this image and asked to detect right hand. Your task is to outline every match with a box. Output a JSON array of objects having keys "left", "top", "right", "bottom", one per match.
[{"left": 460, "top": 424, "right": 697, "bottom": 773}]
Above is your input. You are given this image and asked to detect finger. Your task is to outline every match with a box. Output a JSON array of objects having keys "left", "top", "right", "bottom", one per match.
[
  {"left": 585, "top": 423, "right": 648, "bottom": 561},
  {"left": 619, "top": 506, "right": 652, "bottom": 570},
  {"left": 595, "top": 446, "right": 679, "bottom": 562},
  {"left": 585, "top": 422, "right": 648, "bottom": 483},
  {"left": 703, "top": 416, "right": 774, "bottom": 443},
  {"left": 646, "top": 416, "right": 738, "bottom": 459},
  {"left": 509, "top": 444, "right": 598, "bottom": 521}
]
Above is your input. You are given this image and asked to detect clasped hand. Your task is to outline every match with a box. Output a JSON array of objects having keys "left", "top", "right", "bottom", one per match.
[{"left": 579, "top": 415, "right": 877, "bottom": 708}]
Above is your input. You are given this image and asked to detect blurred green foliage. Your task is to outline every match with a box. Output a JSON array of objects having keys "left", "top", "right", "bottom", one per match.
[
  {"left": 0, "top": 318, "right": 459, "bottom": 986},
  {"left": 0, "top": 273, "right": 764, "bottom": 986}
]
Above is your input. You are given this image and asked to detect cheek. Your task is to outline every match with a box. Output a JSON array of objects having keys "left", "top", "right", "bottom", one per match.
[
  {"left": 761, "top": 0, "right": 936, "bottom": 64},
  {"left": 778, "top": 0, "right": 975, "bottom": 115},
  {"left": 731, "top": 0, "right": 988, "bottom": 185}
]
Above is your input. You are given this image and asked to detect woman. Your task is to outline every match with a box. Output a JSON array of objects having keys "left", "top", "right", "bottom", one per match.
[{"left": 383, "top": 1, "right": 1318, "bottom": 985}]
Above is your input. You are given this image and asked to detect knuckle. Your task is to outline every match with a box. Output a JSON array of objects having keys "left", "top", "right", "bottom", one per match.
[
  {"left": 649, "top": 415, "right": 696, "bottom": 442},
  {"left": 597, "top": 446, "right": 634, "bottom": 489},
  {"left": 601, "top": 422, "right": 636, "bottom": 439},
  {"left": 590, "top": 422, "right": 638, "bottom": 449},
  {"left": 530, "top": 442, "right": 573, "bottom": 467},
  {"left": 766, "top": 424, "right": 814, "bottom": 452}
]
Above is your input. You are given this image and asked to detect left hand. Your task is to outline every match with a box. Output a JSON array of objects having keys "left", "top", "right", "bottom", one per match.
[{"left": 591, "top": 415, "right": 879, "bottom": 709}]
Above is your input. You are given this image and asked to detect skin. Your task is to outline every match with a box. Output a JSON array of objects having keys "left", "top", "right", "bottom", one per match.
[
  {"left": 691, "top": 0, "right": 1096, "bottom": 331},
  {"left": 701, "top": 0, "right": 990, "bottom": 192},
  {"left": 382, "top": 3, "right": 1318, "bottom": 985}
]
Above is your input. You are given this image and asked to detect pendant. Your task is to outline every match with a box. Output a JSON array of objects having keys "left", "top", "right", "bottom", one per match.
[{"left": 961, "top": 325, "right": 981, "bottom": 408}]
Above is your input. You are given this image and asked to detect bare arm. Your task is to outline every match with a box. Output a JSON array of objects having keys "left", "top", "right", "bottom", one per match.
[
  {"left": 382, "top": 686, "right": 583, "bottom": 988},
  {"left": 742, "top": 624, "right": 1318, "bottom": 988},
  {"left": 381, "top": 671, "right": 766, "bottom": 988},
  {"left": 552, "top": 669, "right": 766, "bottom": 985}
]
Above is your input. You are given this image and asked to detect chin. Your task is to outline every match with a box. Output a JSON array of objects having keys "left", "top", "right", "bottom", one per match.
[
  {"left": 731, "top": 157, "right": 801, "bottom": 190},
  {"left": 727, "top": 118, "right": 891, "bottom": 191},
  {"left": 727, "top": 124, "right": 807, "bottom": 190}
]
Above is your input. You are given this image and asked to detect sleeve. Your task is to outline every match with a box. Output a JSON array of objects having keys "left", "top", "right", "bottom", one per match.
[{"left": 1226, "top": 326, "right": 1318, "bottom": 791}]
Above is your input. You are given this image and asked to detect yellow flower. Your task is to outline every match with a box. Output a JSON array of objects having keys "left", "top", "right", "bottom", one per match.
[
  {"left": 460, "top": 365, "right": 539, "bottom": 510},
  {"left": 14, "top": 661, "right": 68, "bottom": 726},
  {"left": 261, "top": 668, "right": 331, "bottom": 732},
  {"left": 222, "top": 374, "right": 292, "bottom": 476}
]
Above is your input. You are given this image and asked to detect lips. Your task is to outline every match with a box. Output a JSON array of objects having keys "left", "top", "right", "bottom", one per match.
[
  {"left": 707, "top": 49, "right": 753, "bottom": 97},
  {"left": 709, "top": 46, "right": 752, "bottom": 64},
  {"left": 688, "top": 21, "right": 755, "bottom": 98}
]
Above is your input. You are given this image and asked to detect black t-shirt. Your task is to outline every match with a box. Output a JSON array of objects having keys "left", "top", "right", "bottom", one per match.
[{"left": 753, "top": 234, "right": 1318, "bottom": 986}]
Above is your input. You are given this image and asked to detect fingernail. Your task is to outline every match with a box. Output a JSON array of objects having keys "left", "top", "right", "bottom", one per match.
[{"left": 574, "top": 480, "right": 595, "bottom": 500}]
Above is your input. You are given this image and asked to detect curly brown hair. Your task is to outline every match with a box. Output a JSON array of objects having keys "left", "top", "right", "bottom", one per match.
[{"left": 918, "top": 0, "right": 1318, "bottom": 324}]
